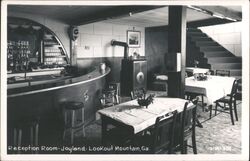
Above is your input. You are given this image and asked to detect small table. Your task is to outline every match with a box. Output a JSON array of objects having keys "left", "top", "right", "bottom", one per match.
[
  {"left": 98, "top": 97, "right": 192, "bottom": 144},
  {"left": 185, "top": 75, "right": 235, "bottom": 123},
  {"left": 186, "top": 67, "right": 210, "bottom": 74}
]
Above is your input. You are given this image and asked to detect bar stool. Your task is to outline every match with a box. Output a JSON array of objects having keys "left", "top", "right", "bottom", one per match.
[
  {"left": 12, "top": 117, "right": 39, "bottom": 154},
  {"left": 63, "top": 101, "right": 85, "bottom": 145}
]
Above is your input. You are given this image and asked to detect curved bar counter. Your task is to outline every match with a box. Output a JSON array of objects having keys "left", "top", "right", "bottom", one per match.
[
  {"left": 8, "top": 67, "right": 110, "bottom": 97},
  {"left": 7, "top": 67, "right": 110, "bottom": 146}
]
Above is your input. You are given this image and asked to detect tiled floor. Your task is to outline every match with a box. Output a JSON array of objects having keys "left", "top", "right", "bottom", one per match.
[{"left": 192, "top": 102, "right": 241, "bottom": 154}]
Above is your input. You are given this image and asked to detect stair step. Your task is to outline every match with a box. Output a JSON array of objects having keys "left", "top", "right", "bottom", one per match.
[
  {"left": 196, "top": 41, "right": 218, "bottom": 46},
  {"left": 210, "top": 63, "right": 242, "bottom": 69},
  {"left": 212, "top": 69, "right": 242, "bottom": 77},
  {"left": 187, "top": 28, "right": 201, "bottom": 32},
  {"left": 191, "top": 36, "right": 212, "bottom": 41},
  {"left": 212, "top": 69, "right": 242, "bottom": 76},
  {"left": 203, "top": 51, "right": 233, "bottom": 57},
  {"left": 187, "top": 32, "right": 207, "bottom": 36},
  {"left": 207, "top": 57, "right": 242, "bottom": 63},
  {"left": 230, "top": 69, "right": 242, "bottom": 76},
  {"left": 186, "top": 28, "right": 242, "bottom": 79},
  {"left": 199, "top": 46, "right": 225, "bottom": 52}
]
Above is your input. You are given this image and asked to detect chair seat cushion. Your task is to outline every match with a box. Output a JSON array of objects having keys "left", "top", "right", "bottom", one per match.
[
  {"left": 216, "top": 96, "right": 231, "bottom": 103},
  {"left": 156, "top": 75, "right": 168, "bottom": 81}
]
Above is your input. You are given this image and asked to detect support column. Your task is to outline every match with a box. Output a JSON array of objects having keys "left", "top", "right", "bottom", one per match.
[
  {"left": 167, "top": 6, "right": 187, "bottom": 98},
  {"left": 70, "top": 40, "right": 78, "bottom": 67}
]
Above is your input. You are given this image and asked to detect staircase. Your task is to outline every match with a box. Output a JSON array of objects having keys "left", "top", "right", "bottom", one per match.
[{"left": 186, "top": 28, "right": 242, "bottom": 100}]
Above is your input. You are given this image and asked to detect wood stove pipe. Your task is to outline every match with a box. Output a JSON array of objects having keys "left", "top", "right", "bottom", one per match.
[{"left": 111, "top": 40, "right": 129, "bottom": 59}]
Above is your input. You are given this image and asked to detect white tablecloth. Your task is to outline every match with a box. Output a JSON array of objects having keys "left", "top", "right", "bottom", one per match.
[
  {"left": 185, "top": 75, "right": 235, "bottom": 105},
  {"left": 98, "top": 97, "right": 191, "bottom": 134},
  {"left": 186, "top": 67, "right": 209, "bottom": 74}
]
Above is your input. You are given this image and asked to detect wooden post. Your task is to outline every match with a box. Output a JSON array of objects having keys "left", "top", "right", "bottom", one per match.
[
  {"left": 70, "top": 39, "right": 78, "bottom": 67},
  {"left": 167, "top": 6, "right": 187, "bottom": 98}
]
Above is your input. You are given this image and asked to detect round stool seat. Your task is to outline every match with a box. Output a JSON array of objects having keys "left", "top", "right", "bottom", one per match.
[{"left": 64, "top": 101, "right": 84, "bottom": 110}]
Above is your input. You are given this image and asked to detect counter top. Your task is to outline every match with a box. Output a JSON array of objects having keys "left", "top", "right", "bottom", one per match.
[
  {"left": 8, "top": 67, "right": 111, "bottom": 97},
  {"left": 7, "top": 67, "right": 64, "bottom": 78}
]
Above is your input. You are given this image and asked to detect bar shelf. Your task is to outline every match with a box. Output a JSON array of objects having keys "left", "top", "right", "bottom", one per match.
[{"left": 7, "top": 17, "right": 69, "bottom": 78}]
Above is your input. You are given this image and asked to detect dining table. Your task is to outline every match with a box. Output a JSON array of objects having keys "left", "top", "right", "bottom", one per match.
[
  {"left": 98, "top": 97, "right": 193, "bottom": 146},
  {"left": 185, "top": 75, "right": 235, "bottom": 122},
  {"left": 185, "top": 75, "right": 235, "bottom": 105}
]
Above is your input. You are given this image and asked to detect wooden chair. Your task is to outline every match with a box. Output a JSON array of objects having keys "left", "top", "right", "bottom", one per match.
[
  {"left": 134, "top": 110, "right": 178, "bottom": 154},
  {"left": 97, "top": 89, "right": 118, "bottom": 121},
  {"left": 173, "top": 98, "right": 198, "bottom": 154},
  {"left": 214, "top": 79, "right": 239, "bottom": 125},
  {"left": 108, "top": 82, "right": 120, "bottom": 104},
  {"left": 130, "top": 88, "right": 145, "bottom": 100},
  {"left": 236, "top": 78, "right": 242, "bottom": 101},
  {"left": 215, "top": 70, "right": 230, "bottom": 77},
  {"left": 104, "top": 123, "right": 134, "bottom": 148},
  {"left": 100, "top": 84, "right": 119, "bottom": 108},
  {"left": 185, "top": 71, "right": 210, "bottom": 111},
  {"left": 181, "top": 99, "right": 198, "bottom": 154},
  {"left": 98, "top": 83, "right": 121, "bottom": 135},
  {"left": 107, "top": 88, "right": 145, "bottom": 145},
  {"left": 151, "top": 74, "right": 168, "bottom": 93},
  {"left": 185, "top": 92, "right": 205, "bottom": 112}
]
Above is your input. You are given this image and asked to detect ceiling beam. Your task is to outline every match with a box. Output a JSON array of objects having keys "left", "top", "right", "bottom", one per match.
[
  {"left": 193, "top": 6, "right": 242, "bottom": 21},
  {"left": 70, "top": 5, "right": 165, "bottom": 26},
  {"left": 187, "top": 18, "right": 235, "bottom": 28}
]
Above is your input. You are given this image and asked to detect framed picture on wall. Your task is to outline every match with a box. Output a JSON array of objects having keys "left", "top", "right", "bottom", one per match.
[{"left": 127, "top": 30, "right": 140, "bottom": 48}]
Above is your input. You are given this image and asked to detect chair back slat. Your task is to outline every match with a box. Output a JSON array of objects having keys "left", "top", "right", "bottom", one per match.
[
  {"left": 229, "top": 79, "right": 239, "bottom": 101},
  {"left": 100, "top": 84, "right": 120, "bottom": 108},
  {"left": 178, "top": 98, "right": 198, "bottom": 153},
  {"left": 183, "top": 98, "right": 198, "bottom": 130},
  {"left": 152, "top": 110, "right": 178, "bottom": 154},
  {"left": 108, "top": 83, "right": 120, "bottom": 96},
  {"left": 181, "top": 102, "right": 193, "bottom": 134}
]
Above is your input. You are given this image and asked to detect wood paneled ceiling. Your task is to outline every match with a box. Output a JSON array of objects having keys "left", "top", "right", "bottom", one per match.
[{"left": 8, "top": 5, "right": 242, "bottom": 27}]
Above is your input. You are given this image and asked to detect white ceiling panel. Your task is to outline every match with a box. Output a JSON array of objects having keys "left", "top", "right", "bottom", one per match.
[{"left": 8, "top": 5, "right": 241, "bottom": 27}]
